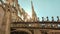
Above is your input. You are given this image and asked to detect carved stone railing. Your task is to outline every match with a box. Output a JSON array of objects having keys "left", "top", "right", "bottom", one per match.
[
  {"left": 11, "top": 16, "right": 60, "bottom": 30},
  {"left": 41, "top": 16, "right": 60, "bottom": 22},
  {"left": 11, "top": 21, "right": 60, "bottom": 30}
]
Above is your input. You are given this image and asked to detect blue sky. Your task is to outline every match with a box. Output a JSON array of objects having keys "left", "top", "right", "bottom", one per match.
[{"left": 18, "top": 0, "right": 60, "bottom": 21}]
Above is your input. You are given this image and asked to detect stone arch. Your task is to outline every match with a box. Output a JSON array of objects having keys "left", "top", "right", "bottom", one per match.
[{"left": 11, "top": 28, "right": 32, "bottom": 34}]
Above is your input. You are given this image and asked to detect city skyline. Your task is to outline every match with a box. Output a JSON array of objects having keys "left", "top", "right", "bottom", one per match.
[{"left": 18, "top": 0, "right": 60, "bottom": 21}]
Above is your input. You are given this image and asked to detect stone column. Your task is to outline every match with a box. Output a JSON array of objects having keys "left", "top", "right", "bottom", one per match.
[
  {"left": 4, "top": 8, "right": 11, "bottom": 34},
  {"left": 4, "top": 4, "right": 12, "bottom": 34}
]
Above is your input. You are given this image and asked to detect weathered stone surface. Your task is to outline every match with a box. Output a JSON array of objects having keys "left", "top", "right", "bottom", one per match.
[
  {"left": 0, "top": 6, "right": 4, "bottom": 29},
  {"left": 0, "top": 5, "right": 5, "bottom": 34}
]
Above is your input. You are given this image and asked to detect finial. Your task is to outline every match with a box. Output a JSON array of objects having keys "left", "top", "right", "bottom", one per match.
[
  {"left": 52, "top": 16, "right": 54, "bottom": 21},
  {"left": 42, "top": 17, "right": 44, "bottom": 21},
  {"left": 46, "top": 16, "right": 49, "bottom": 21},
  {"left": 37, "top": 17, "right": 40, "bottom": 22},
  {"left": 57, "top": 16, "right": 59, "bottom": 22}
]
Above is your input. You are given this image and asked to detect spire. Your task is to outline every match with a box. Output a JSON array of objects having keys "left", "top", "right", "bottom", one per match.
[
  {"left": 31, "top": 1, "right": 37, "bottom": 22},
  {"left": 14, "top": 0, "right": 19, "bottom": 10},
  {"left": 31, "top": 1, "right": 34, "bottom": 13},
  {"left": 15, "top": 0, "right": 18, "bottom": 6}
]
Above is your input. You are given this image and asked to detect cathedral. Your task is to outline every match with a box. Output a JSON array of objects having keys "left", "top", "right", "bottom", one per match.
[{"left": 0, "top": 0, "right": 60, "bottom": 34}]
